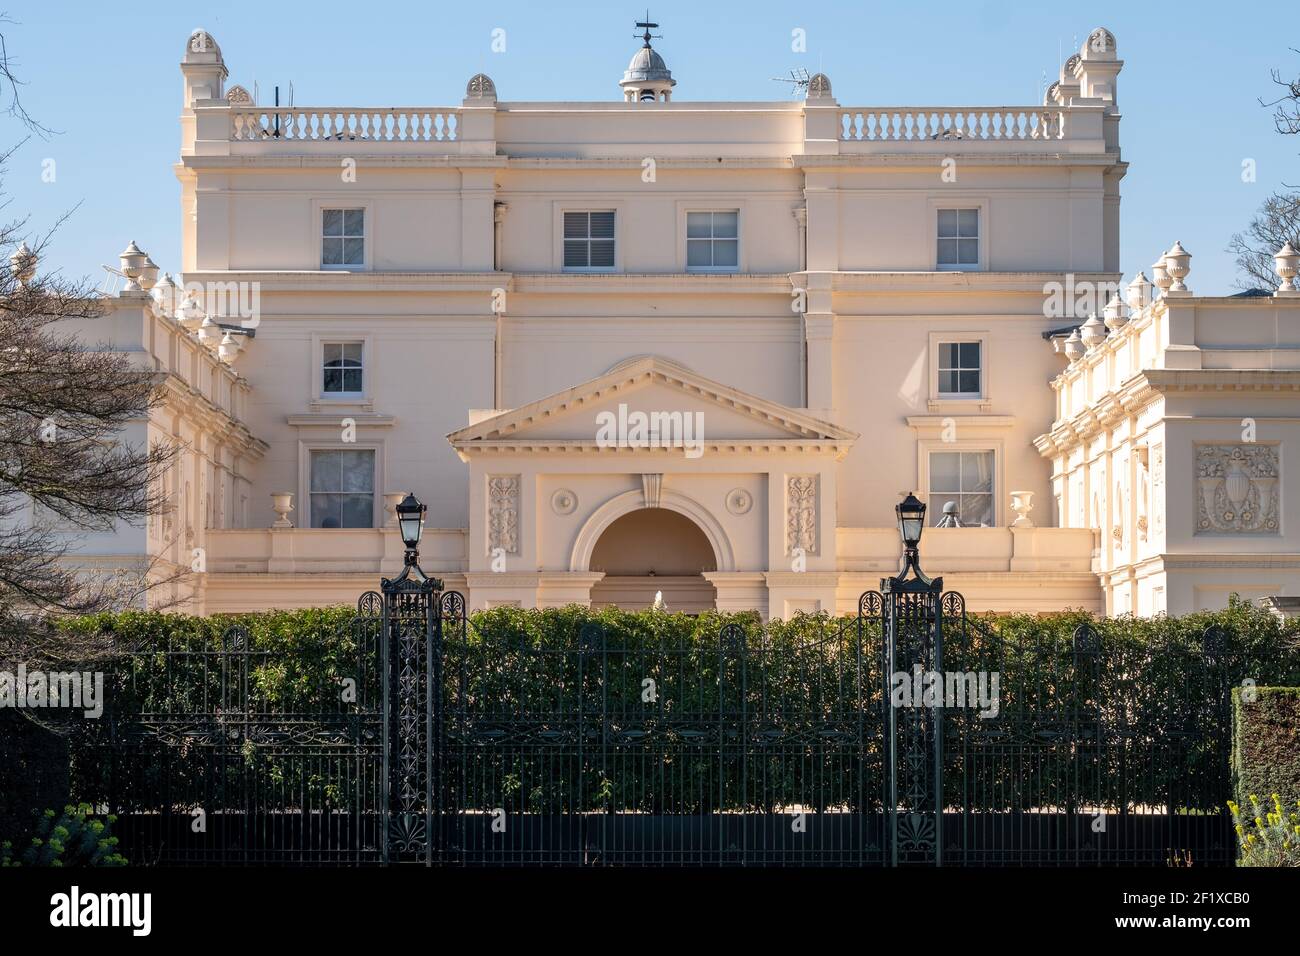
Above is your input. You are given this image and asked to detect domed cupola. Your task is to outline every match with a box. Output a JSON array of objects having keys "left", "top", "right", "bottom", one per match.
[{"left": 621, "top": 15, "right": 675, "bottom": 103}]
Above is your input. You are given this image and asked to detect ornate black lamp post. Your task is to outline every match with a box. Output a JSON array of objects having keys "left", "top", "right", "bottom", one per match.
[
  {"left": 380, "top": 492, "right": 442, "bottom": 865},
  {"left": 882, "top": 493, "right": 945, "bottom": 866}
]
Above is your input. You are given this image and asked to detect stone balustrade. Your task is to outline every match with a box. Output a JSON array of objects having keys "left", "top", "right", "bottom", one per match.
[
  {"left": 839, "top": 107, "right": 1066, "bottom": 142},
  {"left": 229, "top": 106, "right": 460, "bottom": 142}
]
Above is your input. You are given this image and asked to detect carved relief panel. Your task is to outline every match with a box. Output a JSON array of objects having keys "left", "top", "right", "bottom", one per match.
[
  {"left": 1195, "top": 444, "right": 1279, "bottom": 534},
  {"left": 487, "top": 475, "right": 520, "bottom": 554},
  {"left": 786, "top": 475, "right": 818, "bottom": 555}
]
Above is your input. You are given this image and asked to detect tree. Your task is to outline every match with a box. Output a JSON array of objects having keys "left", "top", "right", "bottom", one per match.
[{"left": 1230, "top": 50, "right": 1300, "bottom": 291}]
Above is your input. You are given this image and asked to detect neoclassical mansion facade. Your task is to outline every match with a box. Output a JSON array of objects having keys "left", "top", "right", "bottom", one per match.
[{"left": 63, "top": 25, "right": 1300, "bottom": 618}]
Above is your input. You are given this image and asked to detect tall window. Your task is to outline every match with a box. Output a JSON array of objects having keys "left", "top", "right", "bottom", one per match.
[
  {"left": 322, "top": 208, "right": 365, "bottom": 269},
  {"left": 686, "top": 211, "right": 739, "bottom": 271},
  {"left": 310, "top": 449, "right": 374, "bottom": 528},
  {"left": 322, "top": 342, "right": 363, "bottom": 396},
  {"left": 937, "top": 341, "right": 981, "bottom": 396},
  {"left": 563, "top": 211, "right": 615, "bottom": 269},
  {"left": 937, "top": 208, "right": 979, "bottom": 270},
  {"left": 928, "top": 450, "right": 993, "bottom": 527}
]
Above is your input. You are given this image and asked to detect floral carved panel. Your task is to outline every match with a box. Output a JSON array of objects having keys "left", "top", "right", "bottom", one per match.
[
  {"left": 1195, "top": 444, "right": 1279, "bottom": 534},
  {"left": 786, "top": 475, "right": 817, "bottom": 555},
  {"left": 487, "top": 475, "right": 520, "bottom": 554}
]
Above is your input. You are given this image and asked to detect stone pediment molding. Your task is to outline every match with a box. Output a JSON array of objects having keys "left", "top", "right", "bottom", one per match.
[{"left": 447, "top": 356, "right": 857, "bottom": 459}]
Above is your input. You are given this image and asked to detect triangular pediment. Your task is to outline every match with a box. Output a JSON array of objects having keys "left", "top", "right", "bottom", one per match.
[{"left": 447, "top": 357, "right": 857, "bottom": 457}]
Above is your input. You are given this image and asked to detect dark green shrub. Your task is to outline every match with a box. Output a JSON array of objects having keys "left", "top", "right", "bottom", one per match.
[{"left": 0, "top": 804, "right": 126, "bottom": 867}]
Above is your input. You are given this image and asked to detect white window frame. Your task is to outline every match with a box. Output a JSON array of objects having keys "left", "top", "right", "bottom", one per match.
[
  {"left": 313, "top": 200, "right": 372, "bottom": 271},
  {"left": 928, "top": 331, "right": 990, "bottom": 408},
  {"left": 309, "top": 333, "right": 373, "bottom": 406},
  {"left": 916, "top": 438, "right": 1004, "bottom": 528},
  {"left": 297, "top": 440, "right": 384, "bottom": 530},
  {"left": 321, "top": 341, "right": 365, "bottom": 399},
  {"left": 553, "top": 203, "right": 623, "bottom": 272},
  {"left": 929, "top": 198, "right": 988, "bottom": 272},
  {"left": 681, "top": 207, "right": 742, "bottom": 273}
]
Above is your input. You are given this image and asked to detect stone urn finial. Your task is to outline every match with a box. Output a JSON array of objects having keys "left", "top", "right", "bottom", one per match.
[
  {"left": 1151, "top": 254, "right": 1172, "bottom": 298},
  {"left": 1010, "top": 491, "right": 1035, "bottom": 528},
  {"left": 1164, "top": 241, "right": 1192, "bottom": 294},
  {"left": 9, "top": 241, "right": 37, "bottom": 286},
  {"left": 271, "top": 492, "right": 295, "bottom": 529},
  {"left": 1275, "top": 241, "right": 1300, "bottom": 295},
  {"left": 1103, "top": 294, "right": 1128, "bottom": 332},
  {"left": 119, "top": 240, "right": 148, "bottom": 292},
  {"left": 1125, "top": 271, "right": 1151, "bottom": 312},
  {"left": 1064, "top": 327, "right": 1085, "bottom": 363},
  {"left": 1080, "top": 312, "right": 1107, "bottom": 349}
]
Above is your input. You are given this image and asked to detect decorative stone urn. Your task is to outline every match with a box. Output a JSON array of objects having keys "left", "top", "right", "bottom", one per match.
[
  {"left": 1063, "top": 327, "right": 1085, "bottom": 363},
  {"left": 1010, "top": 491, "right": 1035, "bottom": 528},
  {"left": 1150, "top": 255, "right": 1172, "bottom": 298},
  {"left": 1125, "top": 271, "right": 1151, "bottom": 312},
  {"left": 271, "top": 492, "right": 295, "bottom": 529},
  {"left": 384, "top": 492, "right": 405, "bottom": 527},
  {"left": 1102, "top": 295, "right": 1128, "bottom": 332},
  {"left": 1080, "top": 312, "right": 1106, "bottom": 349},
  {"left": 1275, "top": 241, "right": 1300, "bottom": 295},
  {"left": 1163, "top": 241, "right": 1192, "bottom": 294},
  {"left": 9, "top": 241, "right": 36, "bottom": 286},
  {"left": 119, "top": 240, "right": 148, "bottom": 292}
]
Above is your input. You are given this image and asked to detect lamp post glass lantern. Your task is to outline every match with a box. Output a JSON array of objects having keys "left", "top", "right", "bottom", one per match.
[{"left": 395, "top": 492, "right": 426, "bottom": 558}]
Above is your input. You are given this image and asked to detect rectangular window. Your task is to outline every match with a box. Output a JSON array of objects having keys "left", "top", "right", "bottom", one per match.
[
  {"left": 322, "top": 342, "right": 363, "bottom": 395},
  {"left": 563, "top": 211, "right": 615, "bottom": 269},
  {"left": 937, "top": 341, "right": 981, "bottom": 396},
  {"left": 937, "top": 208, "right": 979, "bottom": 270},
  {"left": 686, "top": 210, "right": 739, "bottom": 271},
  {"left": 322, "top": 208, "right": 365, "bottom": 269},
  {"left": 928, "top": 450, "right": 994, "bottom": 527},
  {"left": 309, "top": 449, "right": 374, "bottom": 528}
]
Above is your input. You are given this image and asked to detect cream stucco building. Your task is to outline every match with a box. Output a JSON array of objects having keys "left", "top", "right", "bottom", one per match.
[{"left": 63, "top": 25, "right": 1300, "bottom": 618}]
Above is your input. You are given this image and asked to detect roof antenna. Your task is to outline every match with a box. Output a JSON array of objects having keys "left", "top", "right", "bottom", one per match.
[
  {"left": 635, "top": 11, "right": 660, "bottom": 48},
  {"left": 771, "top": 68, "right": 810, "bottom": 98}
]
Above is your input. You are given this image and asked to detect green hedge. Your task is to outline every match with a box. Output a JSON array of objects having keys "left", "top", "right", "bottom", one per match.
[
  {"left": 1233, "top": 686, "right": 1300, "bottom": 807},
  {"left": 6, "top": 598, "right": 1299, "bottom": 823}
]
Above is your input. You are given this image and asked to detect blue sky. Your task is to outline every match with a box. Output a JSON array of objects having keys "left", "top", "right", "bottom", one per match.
[{"left": 4, "top": 0, "right": 1294, "bottom": 293}]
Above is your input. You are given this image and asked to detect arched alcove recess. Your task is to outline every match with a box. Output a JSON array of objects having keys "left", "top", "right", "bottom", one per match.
[{"left": 575, "top": 490, "right": 730, "bottom": 613}]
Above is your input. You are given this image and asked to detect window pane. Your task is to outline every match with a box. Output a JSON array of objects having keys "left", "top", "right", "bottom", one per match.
[
  {"left": 311, "top": 493, "right": 341, "bottom": 528},
  {"left": 958, "top": 370, "right": 980, "bottom": 394},
  {"left": 937, "top": 238, "right": 958, "bottom": 265},
  {"left": 929, "top": 495, "right": 955, "bottom": 526},
  {"left": 959, "top": 342, "right": 980, "bottom": 367},
  {"left": 343, "top": 208, "right": 364, "bottom": 236},
  {"left": 310, "top": 451, "right": 339, "bottom": 491},
  {"left": 341, "top": 494, "right": 373, "bottom": 528},
  {"left": 712, "top": 211, "right": 738, "bottom": 237},
  {"left": 958, "top": 238, "right": 978, "bottom": 264},
  {"left": 958, "top": 209, "right": 978, "bottom": 237},
  {"left": 686, "top": 212, "right": 711, "bottom": 239},
  {"left": 960, "top": 494, "right": 993, "bottom": 527},
  {"left": 589, "top": 211, "right": 615, "bottom": 238},
  {"left": 323, "top": 343, "right": 342, "bottom": 365},
  {"left": 938, "top": 370, "right": 958, "bottom": 394},
  {"left": 938, "top": 342, "right": 958, "bottom": 369},
  {"left": 340, "top": 450, "right": 374, "bottom": 492},
  {"left": 961, "top": 452, "right": 993, "bottom": 493},
  {"left": 589, "top": 239, "right": 615, "bottom": 267},
  {"left": 342, "top": 368, "right": 363, "bottom": 392},
  {"left": 343, "top": 238, "right": 364, "bottom": 264},
  {"left": 563, "top": 212, "right": 588, "bottom": 239},
  {"left": 563, "top": 240, "right": 588, "bottom": 268},
  {"left": 323, "top": 368, "right": 343, "bottom": 392},
  {"left": 937, "top": 209, "right": 957, "bottom": 237},
  {"left": 322, "top": 209, "right": 343, "bottom": 236},
  {"left": 343, "top": 343, "right": 363, "bottom": 364},
  {"left": 322, "top": 238, "right": 344, "bottom": 265},
  {"left": 929, "top": 452, "right": 961, "bottom": 492},
  {"left": 712, "top": 239, "right": 738, "bottom": 267},
  {"left": 687, "top": 240, "right": 711, "bottom": 267}
]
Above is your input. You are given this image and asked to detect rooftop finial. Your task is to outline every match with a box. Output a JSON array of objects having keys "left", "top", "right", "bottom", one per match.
[{"left": 635, "top": 11, "right": 660, "bottom": 48}]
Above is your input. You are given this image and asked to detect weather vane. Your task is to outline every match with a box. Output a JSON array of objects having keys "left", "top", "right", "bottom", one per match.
[{"left": 635, "top": 11, "right": 661, "bottom": 48}]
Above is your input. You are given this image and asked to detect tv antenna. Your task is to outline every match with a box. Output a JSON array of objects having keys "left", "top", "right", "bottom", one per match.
[{"left": 771, "top": 67, "right": 810, "bottom": 97}]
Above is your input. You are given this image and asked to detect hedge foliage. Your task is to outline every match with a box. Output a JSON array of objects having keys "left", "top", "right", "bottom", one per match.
[
  {"left": 7, "top": 597, "right": 1299, "bottom": 826},
  {"left": 1233, "top": 686, "right": 1300, "bottom": 809}
]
